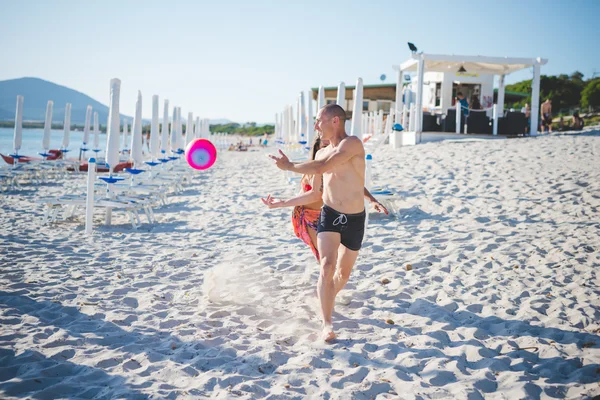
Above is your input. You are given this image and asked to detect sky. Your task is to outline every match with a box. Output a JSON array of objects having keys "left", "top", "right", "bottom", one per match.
[{"left": 1, "top": 0, "right": 599, "bottom": 124}]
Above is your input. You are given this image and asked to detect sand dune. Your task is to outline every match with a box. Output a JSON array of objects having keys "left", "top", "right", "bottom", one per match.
[{"left": 1, "top": 130, "right": 599, "bottom": 399}]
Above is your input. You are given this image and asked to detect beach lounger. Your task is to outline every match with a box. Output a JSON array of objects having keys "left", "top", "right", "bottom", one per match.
[{"left": 38, "top": 195, "right": 149, "bottom": 229}]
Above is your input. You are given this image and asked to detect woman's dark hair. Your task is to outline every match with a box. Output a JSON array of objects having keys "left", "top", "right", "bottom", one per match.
[
  {"left": 311, "top": 135, "right": 321, "bottom": 160},
  {"left": 573, "top": 111, "right": 580, "bottom": 118},
  {"left": 470, "top": 96, "right": 481, "bottom": 109}
]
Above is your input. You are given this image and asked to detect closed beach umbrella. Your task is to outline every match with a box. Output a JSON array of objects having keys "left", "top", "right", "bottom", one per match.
[
  {"left": 105, "top": 78, "right": 122, "bottom": 172},
  {"left": 194, "top": 116, "right": 200, "bottom": 139},
  {"left": 299, "top": 92, "right": 306, "bottom": 143},
  {"left": 306, "top": 91, "right": 314, "bottom": 146},
  {"left": 82, "top": 105, "right": 92, "bottom": 151},
  {"left": 177, "top": 107, "right": 184, "bottom": 149},
  {"left": 13, "top": 95, "right": 24, "bottom": 154},
  {"left": 317, "top": 86, "right": 325, "bottom": 110},
  {"left": 296, "top": 96, "right": 301, "bottom": 143},
  {"left": 42, "top": 100, "right": 53, "bottom": 152},
  {"left": 62, "top": 103, "right": 71, "bottom": 149},
  {"left": 130, "top": 91, "right": 144, "bottom": 167},
  {"left": 160, "top": 99, "right": 170, "bottom": 156},
  {"left": 336, "top": 81, "right": 346, "bottom": 109},
  {"left": 204, "top": 119, "right": 210, "bottom": 139},
  {"left": 93, "top": 111, "right": 100, "bottom": 150},
  {"left": 150, "top": 95, "right": 160, "bottom": 160},
  {"left": 122, "top": 119, "right": 129, "bottom": 152},
  {"left": 186, "top": 112, "right": 194, "bottom": 146},
  {"left": 287, "top": 105, "right": 294, "bottom": 143},
  {"left": 170, "top": 106, "right": 178, "bottom": 151},
  {"left": 350, "top": 78, "right": 363, "bottom": 137}
]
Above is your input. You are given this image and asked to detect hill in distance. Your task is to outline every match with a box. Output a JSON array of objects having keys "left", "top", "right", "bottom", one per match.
[
  {"left": 0, "top": 77, "right": 233, "bottom": 126},
  {"left": 0, "top": 77, "right": 129, "bottom": 125}
]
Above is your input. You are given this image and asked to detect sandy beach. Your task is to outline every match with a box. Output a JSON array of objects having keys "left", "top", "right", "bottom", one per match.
[{"left": 1, "top": 130, "right": 599, "bottom": 399}]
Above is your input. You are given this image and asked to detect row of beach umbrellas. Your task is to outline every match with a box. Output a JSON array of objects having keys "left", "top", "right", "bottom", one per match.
[
  {"left": 10, "top": 82, "right": 211, "bottom": 170},
  {"left": 274, "top": 78, "right": 365, "bottom": 146}
]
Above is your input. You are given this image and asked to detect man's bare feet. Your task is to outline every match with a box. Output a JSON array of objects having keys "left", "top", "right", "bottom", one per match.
[{"left": 322, "top": 324, "right": 336, "bottom": 342}]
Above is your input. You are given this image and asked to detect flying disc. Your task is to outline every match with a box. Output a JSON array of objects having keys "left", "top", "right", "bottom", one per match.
[{"left": 185, "top": 138, "right": 217, "bottom": 170}]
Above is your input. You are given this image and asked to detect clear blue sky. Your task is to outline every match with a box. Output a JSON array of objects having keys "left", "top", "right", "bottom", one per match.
[{"left": 1, "top": 0, "right": 599, "bottom": 123}]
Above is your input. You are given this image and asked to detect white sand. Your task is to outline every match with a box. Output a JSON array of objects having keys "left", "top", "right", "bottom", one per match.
[{"left": 1, "top": 130, "right": 599, "bottom": 399}]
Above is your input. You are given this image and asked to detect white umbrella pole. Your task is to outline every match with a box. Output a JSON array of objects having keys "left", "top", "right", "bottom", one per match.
[
  {"left": 306, "top": 91, "right": 314, "bottom": 147},
  {"left": 122, "top": 119, "right": 129, "bottom": 154},
  {"left": 336, "top": 82, "right": 346, "bottom": 109},
  {"left": 105, "top": 79, "right": 121, "bottom": 174},
  {"left": 104, "top": 78, "right": 122, "bottom": 225},
  {"left": 92, "top": 111, "right": 100, "bottom": 152},
  {"left": 61, "top": 103, "right": 71, "bottom": 151},
  {"left": 85, "top": 157, "right": 96, "bottom": 235},
  {"left": 317, "top": 86, "right": 325, "bottom": 111},
  {"left": 299, "top": 92, "right": 307, "bottom": 144},
  {"left": 11, "top": 95, "right": 24, "bottom": 166},
  {"left": 186, "top": 112, "right": 194, "bottom": 146},
  {"left": 131, "top": 91, "right": 144, "bottom": 168},
  {"left": 41, "top": 100, "right": 53, "bottom": 157},
  {"left": 150, "top": 95, "right": 160, "bottom": 161},
  {"left": 81, "top": 105, "right": 92, "bottom": 159},
  {"left": 170, "top": 106, "right": 177, "bottom": 154},
  {"left": 351, "top": 78, "right": 363, "bottom": 137},
  {"left": 160, "top": 100, "right": 170, "bottom": 159}
]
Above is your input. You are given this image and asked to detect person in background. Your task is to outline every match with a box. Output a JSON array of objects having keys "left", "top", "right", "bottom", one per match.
[
  {"left": 470, "top": 95, "right": 482, "bottom": 110},
  {"left": 456, "top": 92, "right": 469, "bottom": 116},
  {"left": 572, "top": 111, "right": 584, "bottom": 130},
  {"left": 522, "top": 103, "right": 531, "bottom": 134},
  {"left": 541, "top": 99, "right": 553, "bottom": 133}
]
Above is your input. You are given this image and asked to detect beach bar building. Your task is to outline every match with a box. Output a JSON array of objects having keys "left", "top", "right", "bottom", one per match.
[
  {"left": 391, "top": 53, "right": 547, "bottom": 146},
  {"left": 311, "top": 84, "right": 397, "bottom": 119}
]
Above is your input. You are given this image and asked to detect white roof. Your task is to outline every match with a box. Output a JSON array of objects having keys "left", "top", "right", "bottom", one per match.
[{"left": 396, "top": 53, "right": 548, "bottom": 75}]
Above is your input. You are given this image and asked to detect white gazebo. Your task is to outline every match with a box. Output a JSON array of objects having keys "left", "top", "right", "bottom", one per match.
[{"left": 393, "top": 53, "right": 548, "bottom": 138}]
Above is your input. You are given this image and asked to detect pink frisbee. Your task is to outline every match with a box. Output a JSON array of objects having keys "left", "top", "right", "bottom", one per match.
[{"left": 185, "top": 139, "right": 217, "bottom": 170}]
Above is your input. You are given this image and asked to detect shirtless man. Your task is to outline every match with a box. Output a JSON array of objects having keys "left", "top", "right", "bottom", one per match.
[
  {"left": 270, "top": 104, "right": 365, "bottom": 342},
  {"left": 541, "top": 99, "right": 552, "bottom": 133}
]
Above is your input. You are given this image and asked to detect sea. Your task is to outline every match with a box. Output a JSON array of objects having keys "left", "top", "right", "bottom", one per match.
[{"left": 0, "top": 127, "right": 107, "bottom": 160}]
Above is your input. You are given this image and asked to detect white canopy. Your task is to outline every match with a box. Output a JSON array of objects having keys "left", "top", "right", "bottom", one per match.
[
  {"left": 150, "top": 95, "right": 160, "bottom": 159},
  {"left": 395, "top": 53, "right": 548, "bottom": 136},
  {"left": 399, "top": 53, "right": 547, "bottom": 75}
]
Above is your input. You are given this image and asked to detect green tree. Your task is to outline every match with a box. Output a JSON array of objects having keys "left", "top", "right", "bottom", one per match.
[
  {"left": 570, "top": 71, "right": 584, "bottom": 85},
  {"left": 505, "top": 71, "right": 586, "bottom": 113},
  {"left": 581, "top": 79, "right": 600, "bottom": 109}
]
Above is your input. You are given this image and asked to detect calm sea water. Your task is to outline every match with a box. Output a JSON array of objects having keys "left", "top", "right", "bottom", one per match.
[{"left": 0, "top": 127, "right": 107, "bottom": 159}]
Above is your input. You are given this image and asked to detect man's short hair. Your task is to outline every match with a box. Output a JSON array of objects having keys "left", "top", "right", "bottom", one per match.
[
  {"left": 457, "top": 92, "right": 463, "bottom": 96},
  {"left": 321, "top": 104, "right": 346, "bottom": 122}
]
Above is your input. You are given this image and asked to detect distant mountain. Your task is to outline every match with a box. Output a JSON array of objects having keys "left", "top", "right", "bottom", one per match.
[
  {"left": 0, "top": 77, "right": 131, "bottom": 125},
  {"left": 0, "top": 77, "right": 237, "bottom": 127}
]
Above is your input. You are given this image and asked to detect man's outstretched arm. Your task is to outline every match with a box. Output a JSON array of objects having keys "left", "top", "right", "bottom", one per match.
[{"left": 270, "top": 136, "right": 363, "bottom": 174}]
